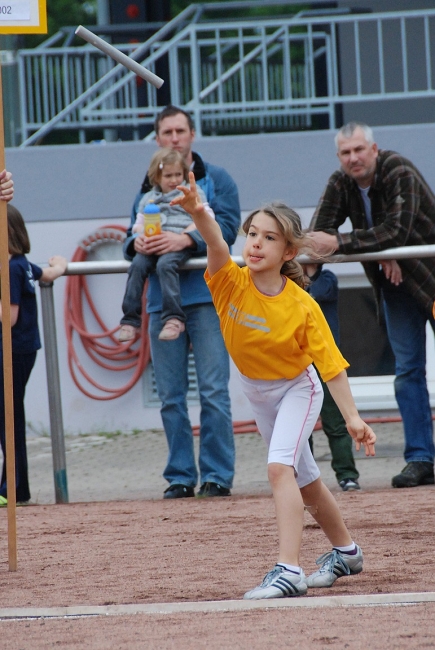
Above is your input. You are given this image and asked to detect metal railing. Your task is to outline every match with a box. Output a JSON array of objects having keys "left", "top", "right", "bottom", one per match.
[
  {"left": 40, "top": 243, "right": 435, "bottom": 502},
  {"left": 18, "top": 4, "right": 435, "bottom": 145}
]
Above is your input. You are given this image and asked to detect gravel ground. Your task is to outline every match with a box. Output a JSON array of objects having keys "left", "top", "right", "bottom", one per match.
[{"left": 1, "top": 419, "right": 434, "bottom": 650}]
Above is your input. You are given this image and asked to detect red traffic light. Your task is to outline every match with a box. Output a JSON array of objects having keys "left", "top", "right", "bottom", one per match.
[{"left": 126, "top": 4, "right": 140, "bottom": 19}]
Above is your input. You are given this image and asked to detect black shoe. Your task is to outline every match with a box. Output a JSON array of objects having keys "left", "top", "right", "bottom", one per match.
[
  {"left": 163, "top": 484, "right": 195, "bottom": 499},
  {"left": 392, "top": 462, "right": 434, "bottom": 488},
  {"left": 339, "top": 478, "right": 361, "bottom": 492},
  {"left": 196, "top": 482, "right": 231, "bottom": 498}
]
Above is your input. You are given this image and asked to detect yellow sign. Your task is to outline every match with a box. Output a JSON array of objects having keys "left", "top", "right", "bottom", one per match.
[{"left": 0, "top": 0, "right": 47, "bottom": 34}]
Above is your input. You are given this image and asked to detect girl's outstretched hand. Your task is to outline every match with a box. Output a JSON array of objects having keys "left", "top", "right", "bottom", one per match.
[
  {"left": 346, "top": 416, "right": 376, "bottom": 456},
  {"left": 170, "top": 171, "right": 205, "bottom": 218}
]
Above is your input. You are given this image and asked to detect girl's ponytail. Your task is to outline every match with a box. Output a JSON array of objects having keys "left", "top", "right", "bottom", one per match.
[{"left": 280, "top": 258, "right": 307, "bottom": 288}]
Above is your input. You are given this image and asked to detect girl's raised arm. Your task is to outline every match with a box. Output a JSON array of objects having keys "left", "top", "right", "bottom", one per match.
[{"left": 171, "top": 171, "right": 229, "bottom": 276}]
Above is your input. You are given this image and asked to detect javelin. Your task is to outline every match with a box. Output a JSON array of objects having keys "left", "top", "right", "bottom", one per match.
[{"left": 75, "top": 25, "right": 164, "bottom": 89}]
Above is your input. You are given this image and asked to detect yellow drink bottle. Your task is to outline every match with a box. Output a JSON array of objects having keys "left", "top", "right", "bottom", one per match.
[{"left": 143, "top": 202, "right": 162, "bottom": 237}]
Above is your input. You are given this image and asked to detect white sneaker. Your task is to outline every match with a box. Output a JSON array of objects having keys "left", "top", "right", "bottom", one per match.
[
  {"left": 243, "top": 565, "right": 307, "bottom": 600},
  {"left": 306, "top": 545, "right": 363, "bottom": 588}
]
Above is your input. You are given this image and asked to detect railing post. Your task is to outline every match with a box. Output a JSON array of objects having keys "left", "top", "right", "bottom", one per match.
[{"left": 39, "top": 281, "right": 69, "bottom": 504}]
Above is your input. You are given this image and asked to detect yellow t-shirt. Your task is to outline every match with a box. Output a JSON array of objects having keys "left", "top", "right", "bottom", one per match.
[{"left": 205, "top": 257, "right": 349, "bottom": 382}]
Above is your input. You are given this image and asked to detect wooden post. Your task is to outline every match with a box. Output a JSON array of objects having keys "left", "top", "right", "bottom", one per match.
[
  {"left": 0, "top": 0, "right": 48, "bottom": 573},
  {"left": 0, "top": 60, "right": 17, "bottom": 571}
]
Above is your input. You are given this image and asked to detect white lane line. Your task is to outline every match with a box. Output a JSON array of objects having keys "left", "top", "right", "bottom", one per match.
[{"left": 1, "top": 592, "right": 435, "bottom": 620}]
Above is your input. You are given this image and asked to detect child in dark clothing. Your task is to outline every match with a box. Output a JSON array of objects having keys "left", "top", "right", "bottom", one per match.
[
  {"left": 0, "top": 204, "right": 67, "bottom": 505},
  {"left": 304, "top": 263, "right": 361, "bottom": 491}
]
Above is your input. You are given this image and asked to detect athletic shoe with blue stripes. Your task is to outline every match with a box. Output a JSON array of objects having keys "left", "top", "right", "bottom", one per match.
[
  {"left": 243, "top": 565, "right": 308, "bottom": 600},
  {"left": 306, "top": 545, "right": 363, "bottom": 588}
]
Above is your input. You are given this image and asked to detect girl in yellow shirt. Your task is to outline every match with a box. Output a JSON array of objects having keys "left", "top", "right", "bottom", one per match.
[{"left": 171, "top": 173, "right": 376, "bottom": 600}]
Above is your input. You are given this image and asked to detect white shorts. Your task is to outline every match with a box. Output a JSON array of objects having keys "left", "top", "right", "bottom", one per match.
[{"left": 239, "top": 365, "right": 323, "bottom": 488}]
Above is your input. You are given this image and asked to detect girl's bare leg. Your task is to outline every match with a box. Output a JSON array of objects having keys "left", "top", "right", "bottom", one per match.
[
  {"left": 268, "top": 463, "right": 304, "bottom": 566},
  {"left": 300, "top": 477, "right": 352, "bottom": 547}
]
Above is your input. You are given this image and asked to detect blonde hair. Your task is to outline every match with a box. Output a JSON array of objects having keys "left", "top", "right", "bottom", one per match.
[
  {"left": 148, "top": 148, "right": 189, "bottom": 188},
  {"left": 242, "top": 202, "right": 315, "bottom": 288}
]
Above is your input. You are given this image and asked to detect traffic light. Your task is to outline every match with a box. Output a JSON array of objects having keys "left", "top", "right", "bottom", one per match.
[
  {"left": 108, "top": 1, "right": 170, "bottom": 25},
  {"left": 109, "top": 2, "right": 147, "bottom": 24}
]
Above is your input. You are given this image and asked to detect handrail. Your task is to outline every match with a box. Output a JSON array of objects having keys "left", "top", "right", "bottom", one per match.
[
  {"left": 303, "top": 244, "right": 435, "bottom": 265},
  {"left": 41, "top": 241, "right": 435, "bottom": 503},
  {"left": 61, "top": 244, "right": 435, "bottom": 275}
]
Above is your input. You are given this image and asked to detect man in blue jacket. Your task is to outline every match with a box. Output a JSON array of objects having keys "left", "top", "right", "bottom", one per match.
[{"left": 124, "top": 106, "right": 240, "bottom": 499}]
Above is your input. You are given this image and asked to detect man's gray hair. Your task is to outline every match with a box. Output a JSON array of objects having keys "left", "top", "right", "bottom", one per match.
[{"left": 334, "top": 122, "right": 375, "bottom": 150}]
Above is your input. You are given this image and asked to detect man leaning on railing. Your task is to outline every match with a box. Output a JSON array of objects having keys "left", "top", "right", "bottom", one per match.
[{"left": 308, "top": 121, "right": 435, "bottom": 490}]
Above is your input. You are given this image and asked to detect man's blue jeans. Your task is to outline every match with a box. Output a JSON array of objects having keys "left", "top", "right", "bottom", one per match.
[
  {"left": 149, "top": 303, "right": 235, "bottom": 488},
  {"left": 382, "top": 284, "right": 435, "bottom": 464}
]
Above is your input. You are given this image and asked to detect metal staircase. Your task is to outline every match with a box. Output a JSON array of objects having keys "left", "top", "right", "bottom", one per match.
[{"left": 17, "top": 2, "right": 435, "bottom": 146}]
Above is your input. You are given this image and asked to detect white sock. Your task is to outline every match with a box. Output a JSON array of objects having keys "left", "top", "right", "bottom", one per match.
[
  {"left": 333, "top": 542, "right": 356, "bottom": 553},
  {"left": 276, "top": 563, "right": 300, "bottom": 573}
]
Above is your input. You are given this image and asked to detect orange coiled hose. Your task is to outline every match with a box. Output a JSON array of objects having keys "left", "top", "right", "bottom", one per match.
[{"left": 64, "top": 225, "right": 150, "bottom": 400}]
